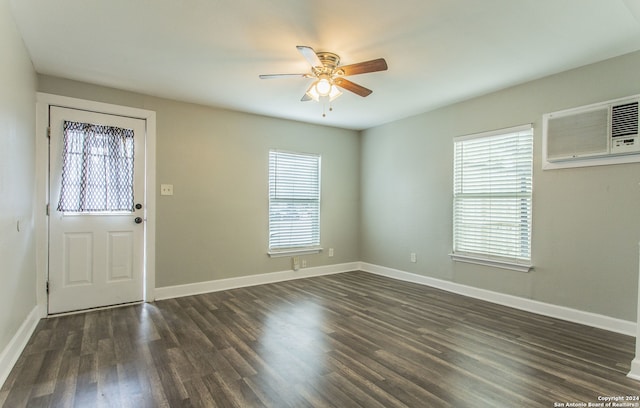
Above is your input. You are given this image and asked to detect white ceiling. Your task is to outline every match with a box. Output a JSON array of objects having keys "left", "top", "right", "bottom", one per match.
[{"left": 10, "top": 0, "right": 640, "bottom": 130}]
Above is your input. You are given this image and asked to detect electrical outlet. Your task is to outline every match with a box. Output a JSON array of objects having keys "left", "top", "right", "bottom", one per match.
[
  {"left": 328, "top": 248, "right": 334, "bottom": 257},
  {"left": 160, "top": 184, "right": 174, "bottom": 196},
  {"left": 410, "top": 252, "right": 417, "bottom": 263},
  {"left": 301, "top": 259, "right": 307, "bottom": 268},
  {"left": 292, "top": 256, "right": 300, "bottom": 271}
]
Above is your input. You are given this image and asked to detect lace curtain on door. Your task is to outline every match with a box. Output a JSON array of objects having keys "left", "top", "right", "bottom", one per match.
[{"left": 57, "top": 120, "right": 135, "bottom": 212}]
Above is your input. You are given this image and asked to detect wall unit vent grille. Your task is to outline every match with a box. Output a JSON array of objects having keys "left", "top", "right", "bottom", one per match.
[
  {"left": 611, "top": 102, "right": 639, "bottom": 138},
  {"left": 543, "top": 95, "right": 640, "bottom": 170}
]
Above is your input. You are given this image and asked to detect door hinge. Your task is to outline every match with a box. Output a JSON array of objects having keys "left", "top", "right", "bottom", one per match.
[
  {"left": 47, "top": 127, "right": 51, "bottom": 138},
  {"left": 46, "top": 281, "right": 49, "bottom": 294},
  {"left": 46, "top": 203, "right": 50, "bottom": 216}
]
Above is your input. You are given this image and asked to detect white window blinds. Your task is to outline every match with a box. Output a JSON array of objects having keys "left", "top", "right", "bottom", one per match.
[
  {"left": 268, "top": 150, "right": 321, "bottom": 252},
  {"left": 453, "top": 125, "right": 533, "bottom": 267}
]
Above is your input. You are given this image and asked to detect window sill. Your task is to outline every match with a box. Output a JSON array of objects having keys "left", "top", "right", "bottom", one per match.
[
  {"left": 268, "top": 248, "right": 323, "bottom": 258},
  {"left": 449, "top": 253, "right": 532, "bottom": 273}
]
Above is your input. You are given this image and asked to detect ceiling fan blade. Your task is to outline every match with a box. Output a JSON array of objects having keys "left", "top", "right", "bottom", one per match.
[
  {"left": 333, "top": 78, "right": 373, "bottom": 97},
  {"left": 301, "top": 93, "right": 312, "bottom": 102},
  {"left": 338, "top": 58, "right": 388, "bottom": 76},
  {"left": 296, "top": 45, "right": 322, "bottom": 67},
  {"left": 259, "top": 73, "right": 309, "bottom": 79}
]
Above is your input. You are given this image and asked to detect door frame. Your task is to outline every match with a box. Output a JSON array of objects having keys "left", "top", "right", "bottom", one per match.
[{"left": 35, "top": 93, "right": 156, "bottom": 316}]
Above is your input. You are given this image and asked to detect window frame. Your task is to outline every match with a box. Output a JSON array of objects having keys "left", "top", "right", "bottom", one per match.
[
  {"left": 267, "top": 149, "right": 322, "bottom": 257},
  {"left": 450, "top": 124, "right": 534, "bottom": 272}
]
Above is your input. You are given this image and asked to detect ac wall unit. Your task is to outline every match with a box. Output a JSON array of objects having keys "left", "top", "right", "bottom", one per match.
[{"left": 543, "top": 95, "right": 640, "bottom": 170}]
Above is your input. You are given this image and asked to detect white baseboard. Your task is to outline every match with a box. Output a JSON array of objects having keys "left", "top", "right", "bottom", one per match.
[
  {"left": 629, "top": 358, "right": 640, "bottom": 381},
  {"left": 154, "top": 262, "right": 360, "bottom": 300},
  {"left": 0, "top": 306, "right": 42, "bottom": 389},
  {"left": 360, "top": 262, "right": 637, "bottom": 337}
]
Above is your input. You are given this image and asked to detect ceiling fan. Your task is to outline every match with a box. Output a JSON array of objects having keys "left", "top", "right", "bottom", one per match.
[{"left": 259, "top": 46, "right": 388, "bottom": 103}]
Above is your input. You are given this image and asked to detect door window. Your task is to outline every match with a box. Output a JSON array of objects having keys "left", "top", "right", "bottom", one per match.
[{"left": 57, "top": 120, "right": 135, "bottom": 212}]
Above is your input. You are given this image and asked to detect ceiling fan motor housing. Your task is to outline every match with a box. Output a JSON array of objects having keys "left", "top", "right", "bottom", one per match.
[{"left": 314, "top": 52, "right": 340, "bottom": 73}]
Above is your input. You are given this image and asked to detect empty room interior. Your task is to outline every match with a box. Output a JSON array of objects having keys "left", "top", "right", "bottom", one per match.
[{"left": 2, "top": 0, "right": 640, "bottom": 407}]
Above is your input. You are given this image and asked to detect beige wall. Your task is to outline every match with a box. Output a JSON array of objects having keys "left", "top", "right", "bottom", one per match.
[
  {"left": 37, "top": 76, "right": 361, "bottom": 288},
  {"left": 361, "top": 50, "right": 640, "bottom": 321},
  {"left": 0, "top": 0, "right": 37, "bottom": 352}
]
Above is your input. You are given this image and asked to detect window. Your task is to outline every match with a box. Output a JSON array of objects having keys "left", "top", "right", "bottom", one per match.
[
  {"left": 268, "top": 150, "right": 321, "bottom": 254},
  {"left": 451, "top": 124, "right": 533, "bottom": 272},
  {"left": 58, "top": 120, "right": 135, "bottom": 212}
]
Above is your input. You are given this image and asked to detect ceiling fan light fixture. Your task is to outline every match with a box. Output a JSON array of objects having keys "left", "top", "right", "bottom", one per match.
[
  {"left": 305, "top": 82, "right": 320, "bottom": 102},
  {"left": 306, "top": 78, "right": 342, "bottom": 102},
  {"left": 315, "top": 78, "right": 331, "bottom": 96},
  {"left": 327, "top": 84, "right": 342, "bottom": 101}
]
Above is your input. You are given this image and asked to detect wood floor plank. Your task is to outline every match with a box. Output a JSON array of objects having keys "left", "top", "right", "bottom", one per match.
[
  {"left": 46, "top": 351, "right": 79, "bottom": 408},
  {"left": 137, "top": 342, "right": 171, "bottom": 408},
  {"left": 2, "top": 351, "right": 46, "bottom": 408},
  {"left": 2, "top": 271, "right": 638, "bottom": 407},
  {"left": 243, "top": 373, "right": 308, "bottom": 408}
]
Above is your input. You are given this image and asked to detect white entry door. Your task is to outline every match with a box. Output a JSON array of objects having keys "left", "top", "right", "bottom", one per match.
[{"left": 48, "top": 106, "right": 146, "bottom": 314}]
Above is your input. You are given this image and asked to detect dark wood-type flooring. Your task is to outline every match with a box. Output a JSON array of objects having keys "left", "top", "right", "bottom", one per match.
[{"left": 1, "top": 271, "right": 638, "bottom": 407}]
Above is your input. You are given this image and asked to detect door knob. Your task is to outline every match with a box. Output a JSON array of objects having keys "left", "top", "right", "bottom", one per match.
[{"left": 134, "top": 217, "right": 143, "bottom": 224}]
